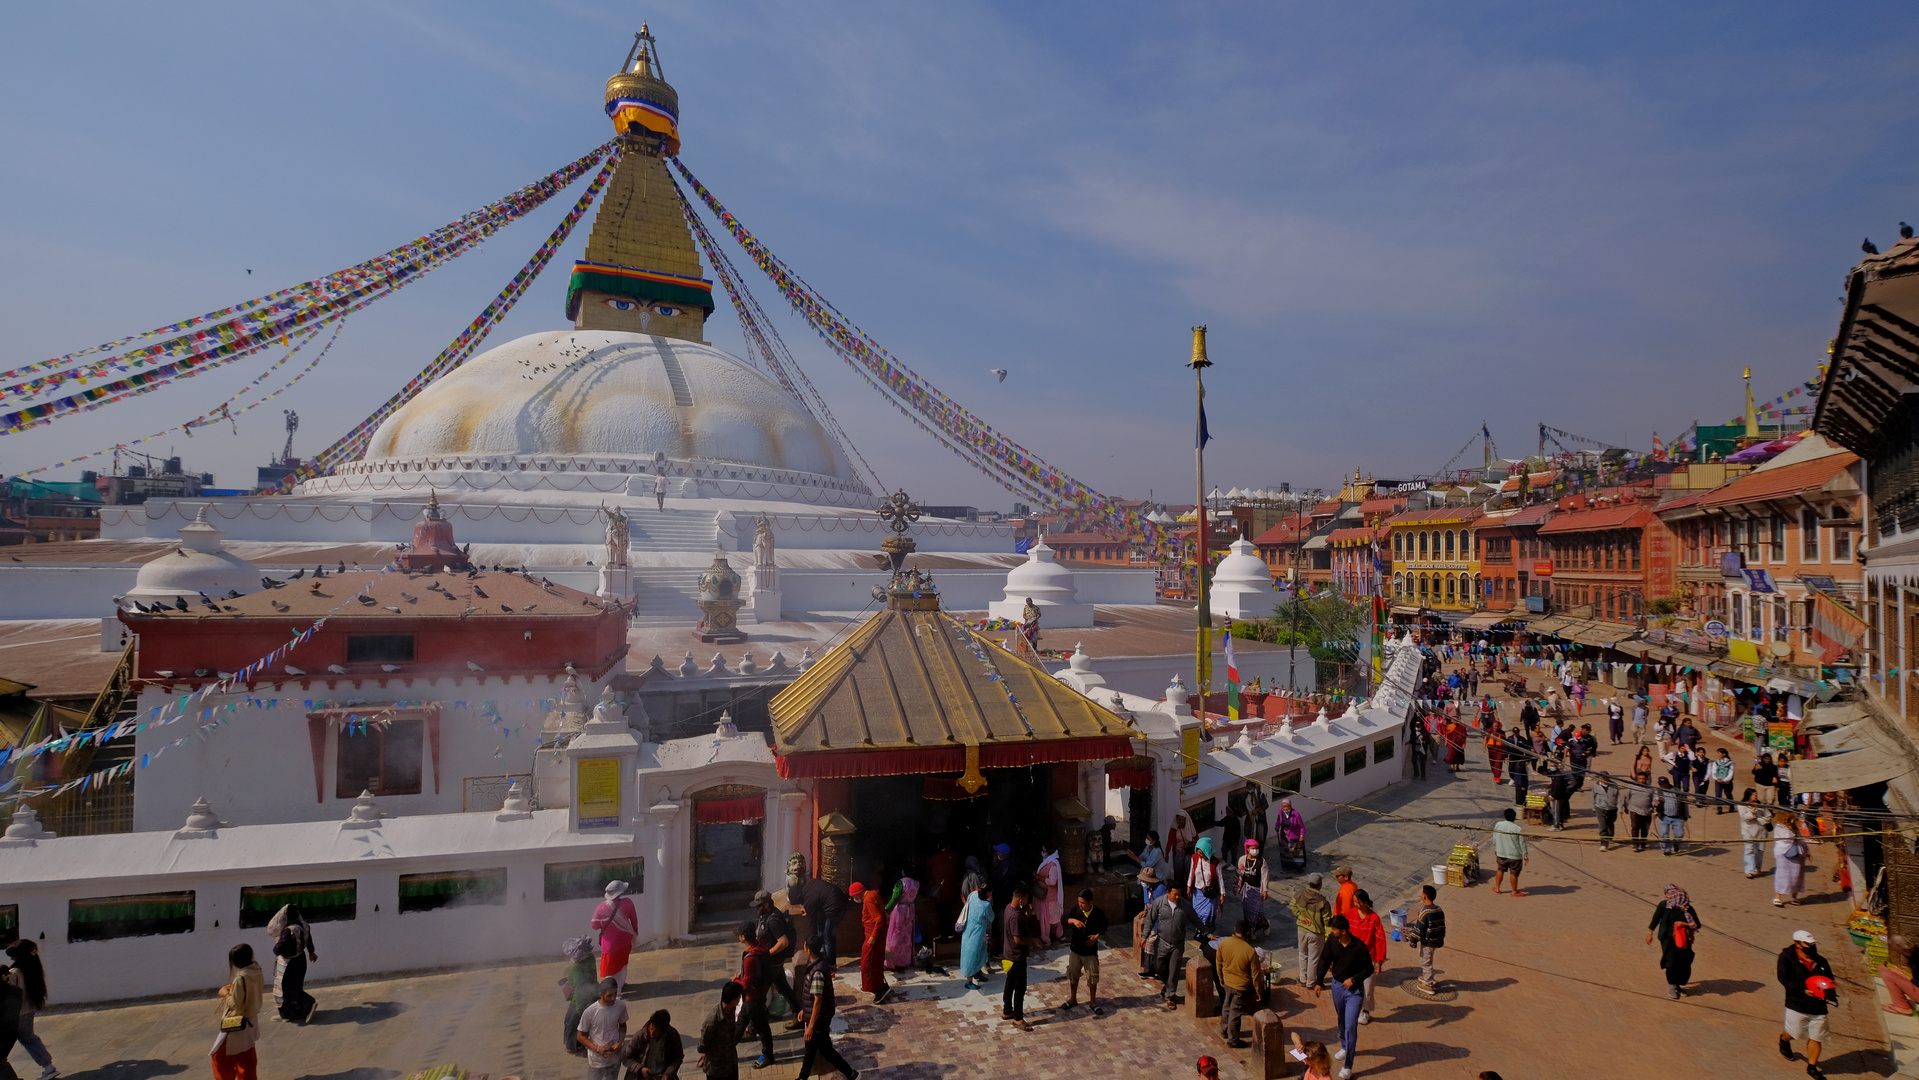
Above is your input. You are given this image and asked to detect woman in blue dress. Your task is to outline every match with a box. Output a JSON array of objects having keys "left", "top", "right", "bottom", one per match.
[{"left": 960, "top": 882, "right": 996, "bottom": 990}]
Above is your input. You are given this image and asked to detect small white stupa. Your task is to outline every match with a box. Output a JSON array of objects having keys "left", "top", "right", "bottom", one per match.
[
  {"left": 988, "top": 537, "right": 1094, "bottom": 628},
  {"left": 1209, "top": 536, "right": 1277, "bottom": 621},
  {"left": 124, "top": 506, "right": 259, "bottom": 607}
]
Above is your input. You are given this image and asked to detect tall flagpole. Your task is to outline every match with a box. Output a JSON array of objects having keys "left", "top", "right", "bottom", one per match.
[{"left": 1191, "top": 326, "right": 1213, "bottom": 702}]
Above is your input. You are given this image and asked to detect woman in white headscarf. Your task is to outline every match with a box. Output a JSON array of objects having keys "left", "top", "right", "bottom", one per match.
[{"left": 592, "top": 880, "right": 640, "bottom": 993}]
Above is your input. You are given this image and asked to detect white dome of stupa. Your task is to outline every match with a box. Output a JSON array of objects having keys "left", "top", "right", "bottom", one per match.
[
  {"left": 987, "top": 539, "right": 1094, "bottom": 628},
  {"left": 125, "top": 506, "right": 259, "bottom": 606},
  {"left": 329, "top": 330, "right": 859, "bottom": 494},
  {"left": 1209, "top": 536, "right": 1276, "bottom": 621}
]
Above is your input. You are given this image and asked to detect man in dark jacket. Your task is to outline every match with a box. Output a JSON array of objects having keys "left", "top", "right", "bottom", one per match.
[
  {"left": 623, "top": 1008, "right": 684, "bottom": 1080},
  {"left": 752, "top": 890, "right": 801, "bottom": 1018},
  {"left": 1778, "top": 929, "right": 1836, "bottom": 1078},
  {"left": 1408, "top": 885, "right": 1446, "bottom": 993},
  {"left": 1546, "top": 765, "right": 1575, "bottom": 831},
  {"left": 785, "top": 858, "right": 848, "bottom": 967},
  {"left": 1507, "top": 726, "right": 1533, "bottom": 807},
  {"left": 1145, "top": 882, "right": 1199, "bottom": 1009},
  {"left": 1001, "top": 887, "right": 1041, "bottom": 1029},
  {"left": 696, "top": 984, "right": 743, "bottom": 1080}
]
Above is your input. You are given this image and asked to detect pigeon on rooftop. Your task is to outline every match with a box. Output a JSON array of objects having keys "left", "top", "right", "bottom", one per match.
[
  {"left": 1864, "top": 237, "right": 1880, "bottom": 255},
  {"left": 1903, "top": 222, "right": 1915, "bottom": 240}
]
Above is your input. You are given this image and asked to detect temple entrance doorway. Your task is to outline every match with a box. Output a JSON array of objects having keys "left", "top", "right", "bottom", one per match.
[{"left": 690, "top": 784, "right": 765, "bottom": 929}]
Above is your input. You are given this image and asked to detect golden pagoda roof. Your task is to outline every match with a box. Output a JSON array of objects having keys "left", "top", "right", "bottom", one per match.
[{"left": 769, "top": 606, "right": 1139, "bottom": 763}]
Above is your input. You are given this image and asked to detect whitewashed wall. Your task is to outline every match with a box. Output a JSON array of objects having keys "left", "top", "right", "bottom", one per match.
[
  {"left": 128, "top": 676, "right": 595, "bottom": 831},
  {"left": 0, "top": 810, "right": 638, "bottom": 1004}
]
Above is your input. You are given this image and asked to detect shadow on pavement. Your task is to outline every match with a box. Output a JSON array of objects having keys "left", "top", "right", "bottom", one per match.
[
  {"left": 312, "top": 1000, "right": 408, "bottom": 1025},
  {"left": 1509, "top": 884, "right": 1578, "bottom": 895},
  {"left": 1442, "top": 977, "right": 1517, "bottom": 994},
  {"left": 62, "top": 1061, "right": 188, "bottom": 1080},
  {"left": 1815, "top": 1047, "right": 1898, "bottom": 1076},
  {"left": 1685, "top": 977, "right": 1763, "bottom": 997},
  {"left": 629, "top": 976, "right": 721, "bottom": 1000},
  {"left": 1359, "top": 1039, "right": 1472, "bottom": 1075}
]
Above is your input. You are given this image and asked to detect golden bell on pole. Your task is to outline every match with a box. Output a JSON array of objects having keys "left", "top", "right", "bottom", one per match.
[{"left": 1188, "top": 325, "right": 1211, "bottom": 369}]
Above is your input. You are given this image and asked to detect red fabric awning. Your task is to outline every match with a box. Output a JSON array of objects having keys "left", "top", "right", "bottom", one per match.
[
  {"left": 1107, "top": 765, "right": 1153, "bottom": 790},
  {"left": 775, "top": 736, "right": 1136, "bottom": 780},
  {"left": 694, "top": 795, "right": 765, "bottom": 825}
]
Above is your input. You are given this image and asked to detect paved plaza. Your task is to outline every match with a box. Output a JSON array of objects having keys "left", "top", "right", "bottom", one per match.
[{"left": 11, "top": 679, "right": 1900, "bottom": 1080}]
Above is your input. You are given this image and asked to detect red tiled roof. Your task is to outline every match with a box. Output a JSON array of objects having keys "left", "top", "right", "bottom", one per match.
[
  {"left": 1326, "top": 527, "right": 1377, "bottom": 544},
  {"left": 1505, "top": 503, "right": 1556, "bottom": 526},
  {"left": 1536, "top": 504, "right": 1653, "bottom": 535},
  {"left": 1697, "top": 452, "right": 1859, "bottom": 509},
  {"left": 1310, "top": 499, "right": 1343, "bottom": 515},
  {"left": 1357, "top": 497, "right": 1406, "bottom": 515},
  {"left": 1253, "top": 515, "right": 1313, "bottom": 545}
]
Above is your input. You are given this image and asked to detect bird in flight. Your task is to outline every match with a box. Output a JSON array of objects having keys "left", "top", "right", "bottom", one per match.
[{"left": 989, "top": 368, "right": 1008, "bottom": 383}]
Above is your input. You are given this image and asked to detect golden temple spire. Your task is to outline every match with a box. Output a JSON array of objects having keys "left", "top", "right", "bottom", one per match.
[{"left": 567, "top": 24, "right": 714, "bottom": 342}]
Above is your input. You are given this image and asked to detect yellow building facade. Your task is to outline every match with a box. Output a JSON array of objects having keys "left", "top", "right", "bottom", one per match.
[{"left": 1386, "top": 507, "right": 1484, "bottom": 614}]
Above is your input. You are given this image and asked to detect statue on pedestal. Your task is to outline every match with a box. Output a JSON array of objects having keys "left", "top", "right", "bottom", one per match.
[{"left": 602, "top": 504, "right": 630, "bottom": 568}]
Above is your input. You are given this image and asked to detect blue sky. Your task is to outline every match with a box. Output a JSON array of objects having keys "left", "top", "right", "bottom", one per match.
[{"left": 3, "top": 2, "right": 1916, "bottom": 507}]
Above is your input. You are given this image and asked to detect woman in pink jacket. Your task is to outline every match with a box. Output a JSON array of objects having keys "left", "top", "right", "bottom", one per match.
[{"left": 591, "top": 880, "right": 639, "bottom": 993}]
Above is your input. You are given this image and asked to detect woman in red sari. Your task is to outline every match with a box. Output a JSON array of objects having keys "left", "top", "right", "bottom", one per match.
[{"left": 853, "top": 882, "right": 890, "bottom": 1001}]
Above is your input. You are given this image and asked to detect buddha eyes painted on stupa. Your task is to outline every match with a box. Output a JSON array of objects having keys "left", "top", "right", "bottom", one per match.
[{"left": 600, "top": 298, "right": 683, "bottom": 317}]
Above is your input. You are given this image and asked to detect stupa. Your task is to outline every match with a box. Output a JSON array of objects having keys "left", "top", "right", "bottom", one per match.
[
  {"left": 1209, "top": 536, "right": 1278, "bottom": 621},
  {"left": 122, "top": 506, "right": 258, "bottom": 607},
  {"left": 987, "top": 538, "right": 1093, "bottom": 628}
]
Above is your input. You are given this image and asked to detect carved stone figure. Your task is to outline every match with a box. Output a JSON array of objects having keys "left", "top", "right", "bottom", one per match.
[{"left": 602, "top": 504, "right": 630, "bottom": 568}]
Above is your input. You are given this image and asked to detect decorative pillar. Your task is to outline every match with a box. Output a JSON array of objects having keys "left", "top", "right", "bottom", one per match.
[
  {"left": 649, "top": 799, "right": 680, "bottom": 944},
  {"left": 775, "top": 791, "right": 806, "bottom": 893}
]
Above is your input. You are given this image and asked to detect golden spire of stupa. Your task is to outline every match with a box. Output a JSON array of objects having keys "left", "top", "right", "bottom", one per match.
[{"left": 566, "top": 24, "right": 713, "bottom": 343}]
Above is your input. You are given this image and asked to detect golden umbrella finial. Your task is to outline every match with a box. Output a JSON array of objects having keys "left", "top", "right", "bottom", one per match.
[{"left": 1188, "top": 325, "right": 1211, "bottom": 369}]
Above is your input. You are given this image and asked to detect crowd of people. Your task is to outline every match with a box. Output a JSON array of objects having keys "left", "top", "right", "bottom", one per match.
[{"left": 1406, "top": 634, "right": 1876, "bottom": 1079}]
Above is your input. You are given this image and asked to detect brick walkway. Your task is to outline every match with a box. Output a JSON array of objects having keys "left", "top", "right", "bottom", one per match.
[{"left": 12, "top": 660, "right": 1897, "bottom": 1079}]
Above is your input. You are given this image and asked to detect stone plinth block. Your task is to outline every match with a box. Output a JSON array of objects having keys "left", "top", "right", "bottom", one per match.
[
  {"left": 1251, "top": 1009, "right": 1288, "bottom": 1078},
  {"left": 1186, "top": 958, "right": 1217, "bottom": 1018}
]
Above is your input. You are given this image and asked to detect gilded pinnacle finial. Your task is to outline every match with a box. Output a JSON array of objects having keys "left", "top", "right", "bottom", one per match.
[
  {"left": 876, "top": 488, "right": 922, "bottom": 536},
  {"left": 1188, "top": 326, "right": 1211, "bottom": 369}
]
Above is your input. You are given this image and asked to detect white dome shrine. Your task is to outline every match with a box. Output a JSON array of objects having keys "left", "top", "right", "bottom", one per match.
[
  {"left": 332, "top": 330, "right": 858, "bottom": 492},
  {"left": 988, "top": 539, "right": 1093, "bottom": 628},
  {"left": 124, "top": 507, "right": 259, "bottom": 606},
  {"left": 1209, "top": 536, "right": 1276, "bottom": 621}
]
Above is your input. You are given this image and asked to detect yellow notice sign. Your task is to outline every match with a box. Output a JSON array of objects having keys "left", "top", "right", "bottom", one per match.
[
  {"left": 576, "top": 757, "right": 623, "bottom": 828},
  {"left": 1181, "top": 728, "right": 1201, "bottom": 786}
]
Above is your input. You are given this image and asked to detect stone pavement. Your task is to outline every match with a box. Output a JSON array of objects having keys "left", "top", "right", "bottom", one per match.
[{"left": 11, "top": 661, "right": 1899, "bottom": 1080}]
